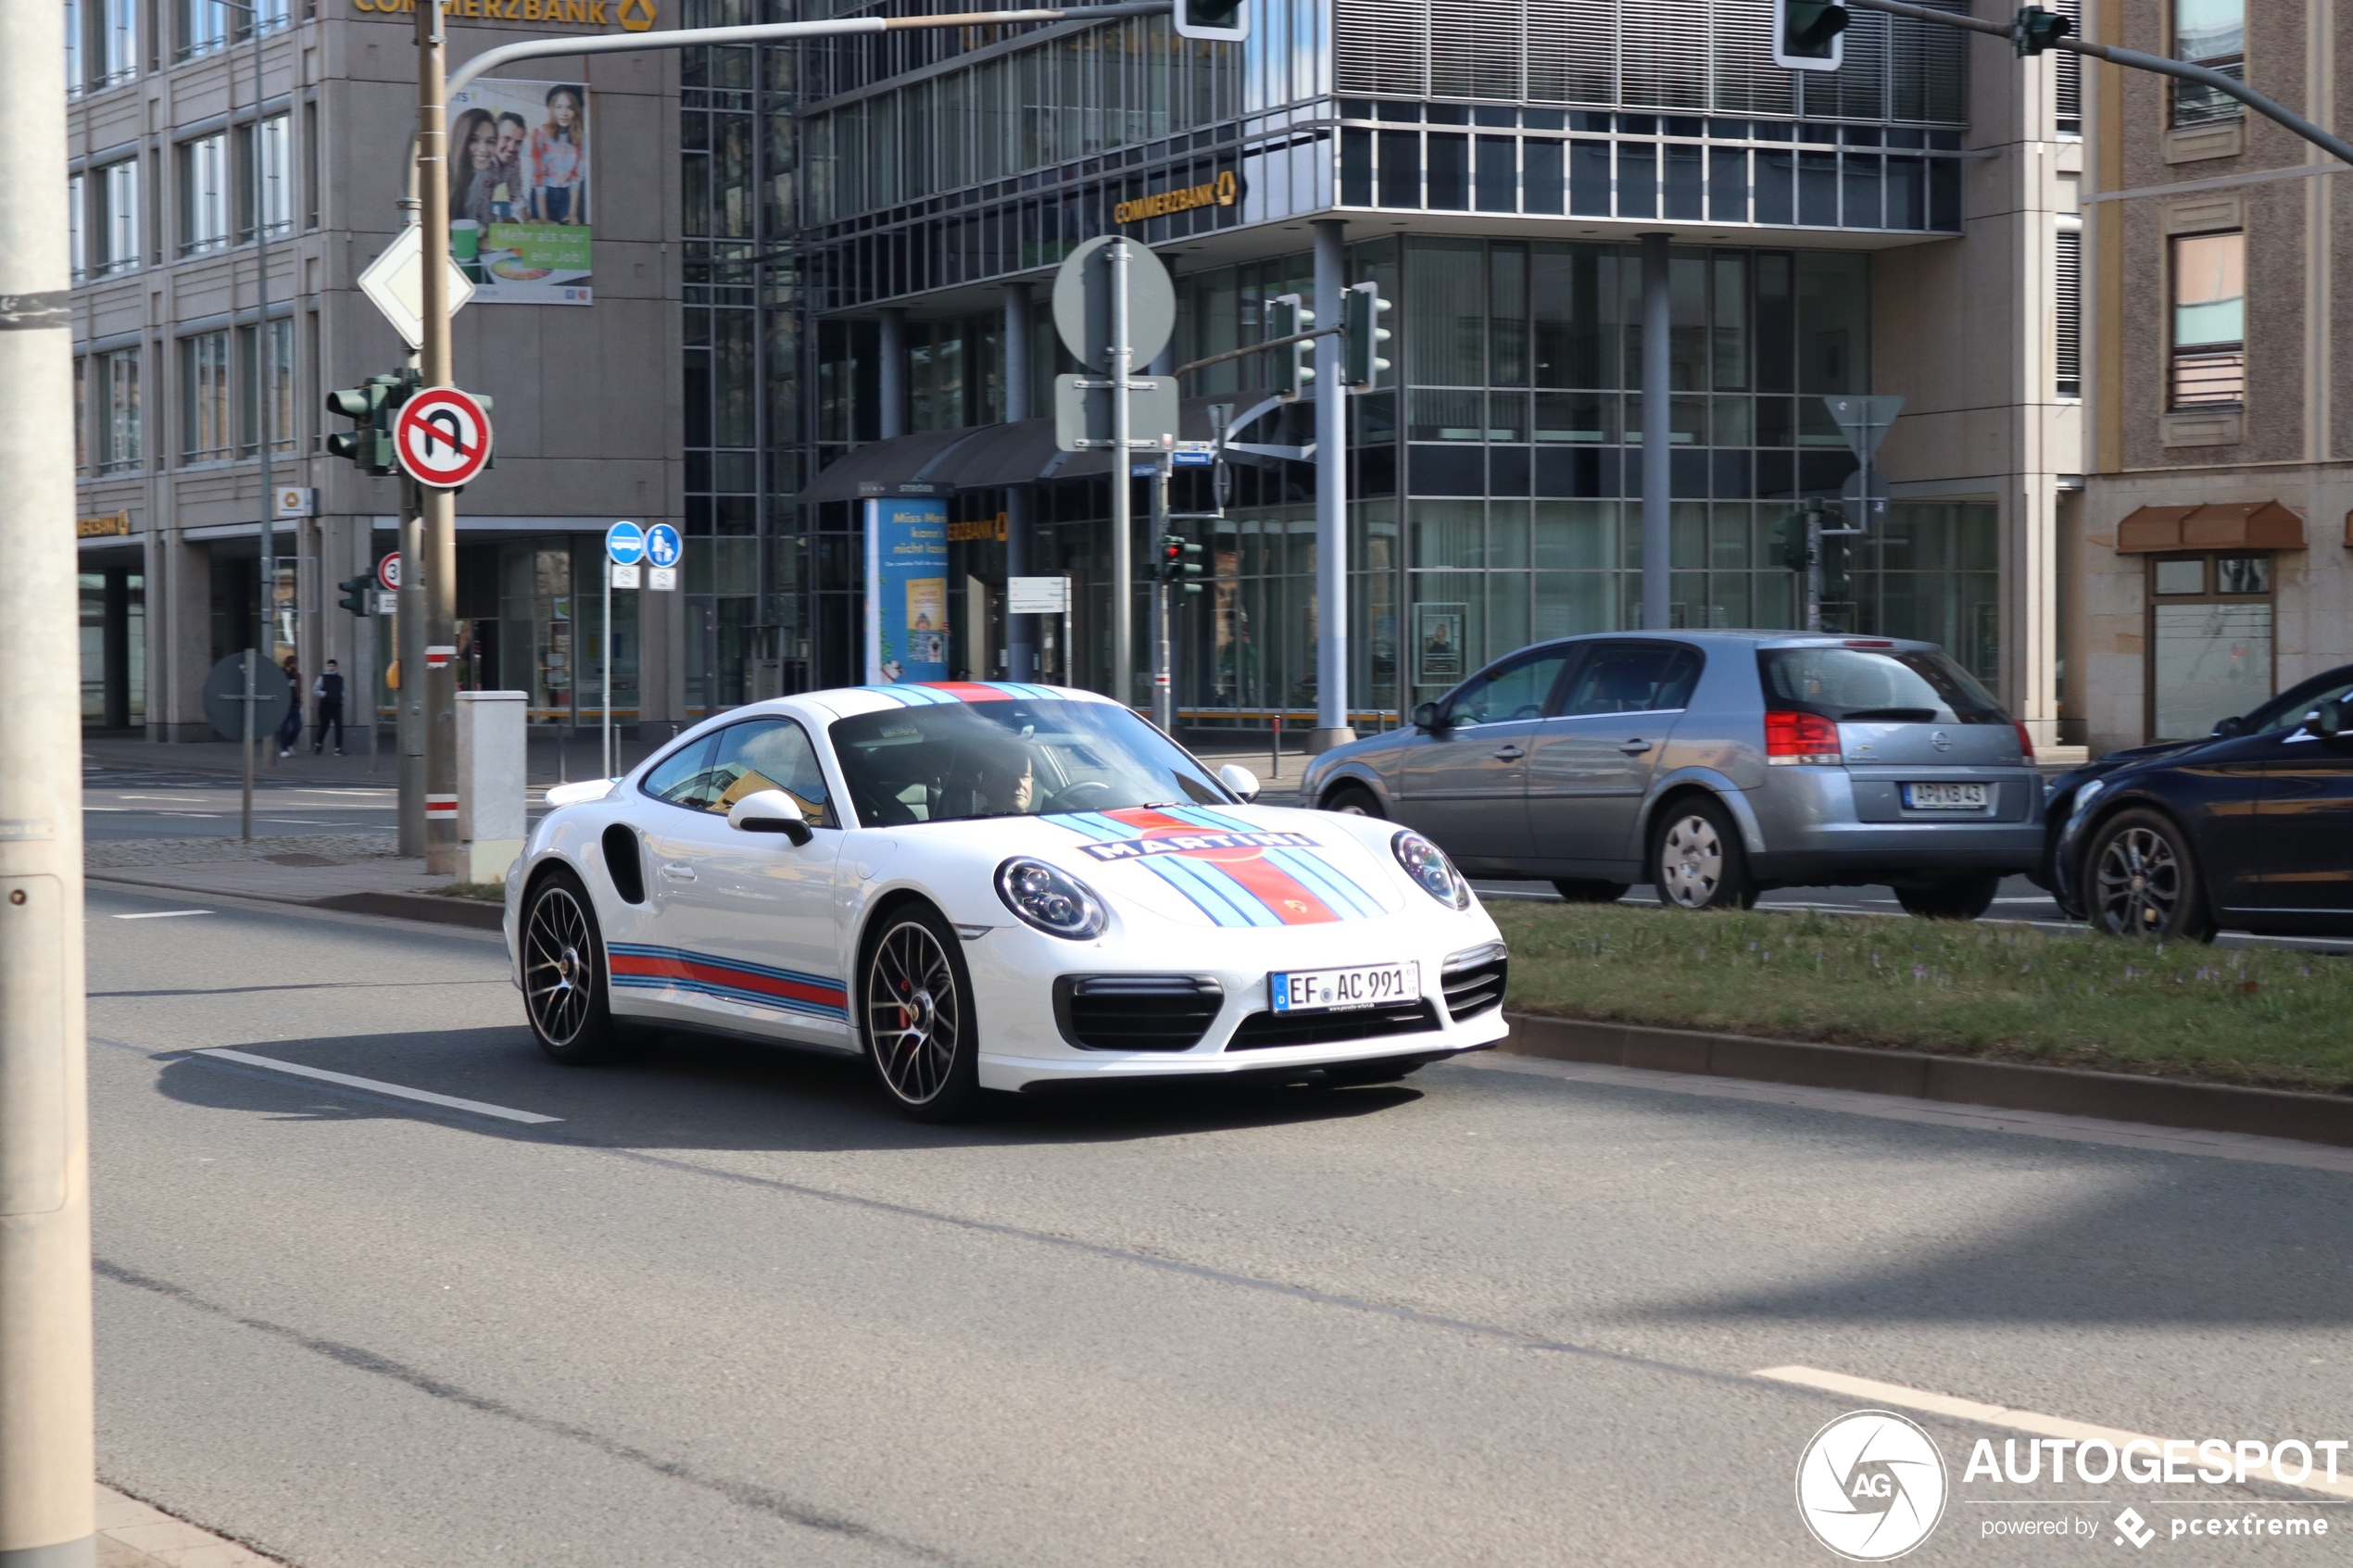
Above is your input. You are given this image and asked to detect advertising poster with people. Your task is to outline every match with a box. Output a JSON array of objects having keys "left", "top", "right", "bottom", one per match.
[
  {"left": 447, "top": 79, "right": 593, "bottom": 305},
  {"left": 863, "top": 496, "right": 950, "bottom": 684}
]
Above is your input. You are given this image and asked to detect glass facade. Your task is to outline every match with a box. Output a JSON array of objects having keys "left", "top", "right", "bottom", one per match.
[{"left": 768, "top": 0, "right": 2001, "bottom": 724}]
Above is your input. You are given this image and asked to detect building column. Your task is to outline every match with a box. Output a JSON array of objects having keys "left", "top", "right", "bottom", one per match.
[
  {"left": 1310, "top": 218, "right": 1353, "bottom": 751},
  {"left": 1640, "top": 232, "right": 1672, "bottom": 633},
  {"left": 1002, "top": 282, "right": 1037, "bottom": 683},
  {"left": 878, "top": 307, "right": 907, "bottom": 440}
]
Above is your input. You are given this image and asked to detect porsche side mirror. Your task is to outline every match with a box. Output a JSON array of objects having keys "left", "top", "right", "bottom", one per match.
[
  {"left": 1216, "top": 763, "right": 1261, "bottom": 801},
  {"left": 1412, "top": 701, "right": 1444, "bottom": 733},
  {"left": 726, "top": 789, "right": 814, "bottom": 844}
]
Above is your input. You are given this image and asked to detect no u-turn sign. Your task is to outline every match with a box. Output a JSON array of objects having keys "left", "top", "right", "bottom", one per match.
[{"left": 395, "top": 388, "right": 494, "bottom": 488}]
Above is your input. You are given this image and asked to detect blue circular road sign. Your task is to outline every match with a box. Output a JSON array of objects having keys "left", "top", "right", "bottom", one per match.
[
  {"left": 645, "top": 523, "right": 683, "bottom": 570},
  {"left": 606, "top": 521, "right": 647, "bottom": 565}
]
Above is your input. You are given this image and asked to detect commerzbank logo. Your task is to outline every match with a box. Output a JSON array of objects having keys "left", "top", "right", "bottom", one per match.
[{"left": 1796, "top": 1411, "right": 1950, "bottom": 1562}]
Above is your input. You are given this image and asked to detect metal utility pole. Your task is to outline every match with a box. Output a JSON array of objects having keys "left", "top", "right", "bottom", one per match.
[
  {"left": 1639, "top": 233, "right": 1672, "bottom": 633},
  {"left": 396, "top": 469, "right": 425, "bottom": 856},
  {"left": 0, "top": 0, "right": 96, "bottom": 1550},
  {"left": 415, "top": 0, "right": 459, "bottom": 872},
  {"left": 1108, "top": 237, "right": 1135, "bottom": 708},
  {"left": 249, "top": 0, "right": 277, "bottom": 771},
  {"left": 1308, "top": 219, "right": 1353, "bottom": 753},
  {"left": 1003, "top": 282, "right": 1035, "bottom": 682},
  {"left": 1151, "top": 457, "right": 1174, "bottom": 733}
]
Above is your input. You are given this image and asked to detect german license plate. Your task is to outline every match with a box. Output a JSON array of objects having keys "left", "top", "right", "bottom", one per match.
[
  {"left": 1269, "top": 960, "right": 1421, "bottom": 1014},
  {"left": 1903, "top": 782, "right": 1990, "bottom": 810}
]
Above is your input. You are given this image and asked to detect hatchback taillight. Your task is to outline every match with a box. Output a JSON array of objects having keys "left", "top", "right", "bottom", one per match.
[
  {"left": 1765, "top": 709, "right": 1843, "bottom": 766},
  {"left": 2012, "top": 719, "right": 2036, "bottom": 763}
]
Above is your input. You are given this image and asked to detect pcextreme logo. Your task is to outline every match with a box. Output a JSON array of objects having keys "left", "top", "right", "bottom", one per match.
[
  {"left": 353, "top": 0, "right": 656, "bottom": 30},
  {"left": 1796, "top": 1411, "right": 1950, "bottom": 1562}
]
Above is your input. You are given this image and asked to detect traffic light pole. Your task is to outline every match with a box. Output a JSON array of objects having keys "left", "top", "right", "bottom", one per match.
[
  {"left": 1109, "top": 238, "right": 1135, "bottom": 709},
  {"left": 0, "top": 0, "right": 96, "bottom": 1551},
  {"left": 1151, "top": 457, "right": 1173, "bottom": 733},
  {"left": 397, "top": 471, "right": 426, "bottom": 857},
  {"left": 1842, "top": 0, "right": 2353, "bottom": 168},
  {"left": 416, "top": 0, "right": 459, "bottom": 874},
  {"left": 1308, "top": 219, "right": 1353, "bottom": 753}
]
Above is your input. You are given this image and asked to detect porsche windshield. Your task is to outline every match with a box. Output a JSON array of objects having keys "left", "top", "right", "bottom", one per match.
[{"left": 829, "top": 698, "right": 1231, "bottom": 827}]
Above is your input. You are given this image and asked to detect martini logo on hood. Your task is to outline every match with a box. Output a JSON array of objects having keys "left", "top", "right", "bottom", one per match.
[
  {"left": 1049, "top": 807, "right": 1390, "bottom": 927},
  {"left": 1077, "top": 830, "right": 1318, "bottom": 861}
]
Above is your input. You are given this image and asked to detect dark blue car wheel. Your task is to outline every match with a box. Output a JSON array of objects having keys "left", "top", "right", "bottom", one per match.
[{"left": 2086, "top": 809, "right": 2214, "bottom": 943}]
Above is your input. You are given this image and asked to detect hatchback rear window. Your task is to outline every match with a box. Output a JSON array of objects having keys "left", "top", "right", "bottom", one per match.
[{"left": 1758, "top": 646, "right": 2008, "bottom": 725}]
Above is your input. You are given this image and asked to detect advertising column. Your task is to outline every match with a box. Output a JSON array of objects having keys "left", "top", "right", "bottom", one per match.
[{"left": 863, "top": 495, "right": 950, "bottom": 684}]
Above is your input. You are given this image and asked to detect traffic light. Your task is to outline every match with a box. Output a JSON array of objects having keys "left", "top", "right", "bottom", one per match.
[
  {"left": 1343, "top": 282, "right": 1392, "bottom": 390},
  {"left": 1172, "top": 0, "right": 1247, "bottom": 42},
  {"left": 324, "top": 369, "right": 417, "bottom": 476},
  {"left": 1771, "top": 510, "right": 1812, "bottom": 572},
  {"left": 2011, "top": 5, "right": 2070, "bottom": 55},
  {"left": 1269, "top": 294, "right": 1314, "bottom": 400},
  {"left": 1773, "top": 0, "right": 1849, "bottom": 71},
  {"left": 1156, "top": 533, "right": 1205, "bottom": 595},
  {"left": 337, "top": 574, "right": 372, "bottom": 616}
]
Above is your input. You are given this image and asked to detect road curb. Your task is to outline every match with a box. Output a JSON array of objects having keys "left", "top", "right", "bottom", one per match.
[
  {"left": 311, "top": 890, "right": 506, "bottom": 929},
  {"left": 1500, "top": 1013, "right": 2353, "bottom": 1148}
]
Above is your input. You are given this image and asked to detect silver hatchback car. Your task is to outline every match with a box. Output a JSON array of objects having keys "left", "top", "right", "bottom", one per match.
[{"left": 1299, "top": 632, "right": 2044, "bottom": 919}]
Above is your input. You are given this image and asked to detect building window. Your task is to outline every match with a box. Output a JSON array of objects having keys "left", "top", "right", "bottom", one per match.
[
  {"left": 96, "top": 347, "right": 140, "bottom": 473},
  {"left": 2147, "top": 551, "right": 2271, "bottom": 740},
  {"left": 303, "top": 102, "right": 321, "bottom": 229},
  {"left": 2171, "top": 0, "right": 2244, "bottom": 127},
  {"left": 66, "top": 0, "right": 82, "bottom": 94},
  {"left": 2052, "top": 0, "right": 2082, "bottom": 132},
  {"left": 2170, "top": 231, "right": 2243, "bottom": 408},
  {"left": 181, "top": 331, "right": 231, "bottom": 463},
  {"left": 175, "top": 0, "right": 228, "bottom": 58},
  {"left": 67, "top": 173, "right": 84, "bottom": 282},
  {"left": 237, "top": 114, "right": 292, "bottom": 241},
  {"left": 2054, "top": 225, "right": 2082, "bottom": 399},
  {"left": 236, "top": 318, "right": 294, "bottom": 456},
  {"left": 73, "top": 356, "right": 86, "bottom": 472},
  {"left": 94, "top": 158, "right": 137, "bottom": 274},
  {"left": 99, "top": 0, "right": 134, "bottom": 84},
  {"left": 178, "top": 133, "right": 230, "bottom": 255}
]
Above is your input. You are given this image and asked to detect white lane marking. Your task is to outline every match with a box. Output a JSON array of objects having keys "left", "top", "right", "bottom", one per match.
[
  {"left": 111, "top": 909, "right": 214, "bottom": 921},
  {"left": 1448, "top": 1052, "right": 2353, "bottom": 1173},
  {"left": 1755, "top": 1365, "right": 2353, "bottom": 1500},
  {"left": 190, "top": 1048, "right": 561, "bottom": 1124}
]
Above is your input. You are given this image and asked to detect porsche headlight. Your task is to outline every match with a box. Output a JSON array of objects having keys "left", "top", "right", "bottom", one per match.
[
  {"left": 995, "top": 858, "right": 1108, "bottom": 940},
  {"left": 1391, "top": 829, "right": 1471, "bottom": 910}
]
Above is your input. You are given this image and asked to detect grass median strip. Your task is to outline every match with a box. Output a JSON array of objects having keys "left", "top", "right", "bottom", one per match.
[{"left": 1491, "top": 901, "right": 2353, "bottom": 1095}]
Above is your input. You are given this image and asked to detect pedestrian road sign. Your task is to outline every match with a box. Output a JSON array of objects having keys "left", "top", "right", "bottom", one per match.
[
  {"left": 645, "top": 523, "right": 683, "bottom": 569},
  {"left": 606, "top": 521, "right": 647, "bottom": 565},
  {"left": 394, "top": 388, "right": 494, "bottom": 488},
  {"left": 377, "top": 552, "right": 401, "bottom": 592}
]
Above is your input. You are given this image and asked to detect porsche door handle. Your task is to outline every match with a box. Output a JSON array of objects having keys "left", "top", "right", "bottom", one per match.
[
  {"left": 1491, "top": 746, "right": 1526, "bottom": 761},
  {"left": 1618, "top": 739, "right": 1654, "bottom": 755},
  {"left": 659, "top": 861, "right": 697, "bottom": 883}
]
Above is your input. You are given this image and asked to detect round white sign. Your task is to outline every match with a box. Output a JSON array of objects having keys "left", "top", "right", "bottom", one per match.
[{"left": 1794, "top": 1411, "right": 1947, "bottom": 1562}]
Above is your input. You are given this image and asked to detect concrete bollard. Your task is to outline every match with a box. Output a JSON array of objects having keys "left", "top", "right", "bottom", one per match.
[{"left": 456, "top": 691, "right": 528, "bottom": 883}]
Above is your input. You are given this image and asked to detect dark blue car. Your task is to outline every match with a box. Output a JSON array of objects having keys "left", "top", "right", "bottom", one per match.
[{"left": 2045, "top": 663, "right": 2353, "bottom": 938}]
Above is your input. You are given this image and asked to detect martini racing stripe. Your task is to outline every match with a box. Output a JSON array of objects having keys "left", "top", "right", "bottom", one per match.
[
  {"left": 855, "top": 684, "right": 960, "bottom": 707},
  {"left": 1044, "top": 808, "right": 1353, "bottom": 927},
  {"left": 1151, "top": 805, "right": 1387, "bottom": 919},
  {"left": 606, "top": 943, "right": 849, "bottom": 1020},
  {"left": 856, "top": 681, "right": 1083, "bottom": 707}
]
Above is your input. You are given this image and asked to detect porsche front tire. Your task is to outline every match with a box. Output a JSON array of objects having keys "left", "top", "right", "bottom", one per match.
[
  {"left": 861, "top": 904, "right": 986, "bottom": 1122},
  {"left": 522, "top": 868, "right": 625, "bottom": 1064}
]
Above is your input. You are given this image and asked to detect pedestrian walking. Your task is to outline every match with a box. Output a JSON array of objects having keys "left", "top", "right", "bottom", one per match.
[
  {"left": 276, "top": 657, "right": 303, "bottom": 758},
  {"left": 312, "top": 659, "right": 347, "bottom": 756}
]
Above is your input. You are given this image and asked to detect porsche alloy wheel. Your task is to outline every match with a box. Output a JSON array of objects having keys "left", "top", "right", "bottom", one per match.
[
  {"left": 2089, "top": 809, "right": 2214, "bottom": 942},
  {"left": 862, "top": 909, "right": 983, "bottom": 1121},
  {"left": 523, "top": 872, "right": 623, "bottom": 1062}
]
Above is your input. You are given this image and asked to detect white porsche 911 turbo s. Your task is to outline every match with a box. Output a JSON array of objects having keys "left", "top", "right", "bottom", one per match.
[{"left": 503, "top": 682, "right": 1510, "bottom": 1120}]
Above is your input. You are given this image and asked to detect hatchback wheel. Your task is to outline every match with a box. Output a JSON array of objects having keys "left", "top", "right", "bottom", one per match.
[
  {"left": 1551, "top": 879, "right": 1629, "bottom": 904},
  {"left": 2087, "top": 809, "right": 2214, "bottom": 941},
  {"left": 862, "top": 905, "right": 985, "bottom": 1122},
  {"left": 522, "top": 870, "right": 624, "bottom": 1063},
  {"left": 1324, "top": 785, "right": 1383, "bottom": 818},
  {"left": 1650, "top": 798, "right": 1757, "bottom": 911}
]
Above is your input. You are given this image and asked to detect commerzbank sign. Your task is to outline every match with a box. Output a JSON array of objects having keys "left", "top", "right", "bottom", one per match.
[
  {"left": 1113, "top": 169, "right": 1237, "bottom": 226},
  {"left": 353, "top": 0, "right": 656, "bottom": 28}
]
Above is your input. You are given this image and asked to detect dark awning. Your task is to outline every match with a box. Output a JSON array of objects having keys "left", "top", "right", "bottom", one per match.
[
  {"left": 2116, "top": 501, "right": 2305, "bottom": 552},
  {"left": 795, "top": 394, "right": 1282, "bottom": 504}
]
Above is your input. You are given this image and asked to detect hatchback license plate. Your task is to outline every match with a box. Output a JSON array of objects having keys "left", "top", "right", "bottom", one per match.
[
  {"left": 1903, "top": 782, "right": 1990, "bottom": 810},
  {"left": 1270, "top": 960, "right": 1421, "bottom": 1014}
]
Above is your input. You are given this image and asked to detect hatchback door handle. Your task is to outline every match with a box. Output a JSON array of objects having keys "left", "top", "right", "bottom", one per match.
[
  {"left": 660, "top": 861, "right": 697, "bottom": 882},
  {"left": 1492, "top": 746, "right": 1525, "bottom": 761},
  {"left": 1619, "top": 738, "right": 1654, "bottom": 755}
]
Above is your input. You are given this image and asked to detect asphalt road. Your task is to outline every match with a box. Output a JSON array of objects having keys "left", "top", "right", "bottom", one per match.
[
  {"left": 81, "top": 768, "right": 399, "bottom": 842},
  {"left": 85, "top": 883, "right": 2353, "bottom": 1565}
]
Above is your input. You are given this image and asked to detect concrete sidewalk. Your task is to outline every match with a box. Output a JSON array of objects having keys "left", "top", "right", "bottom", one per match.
[{"left": 98, "top": 1483, "right": 281, "bottom": 1567}]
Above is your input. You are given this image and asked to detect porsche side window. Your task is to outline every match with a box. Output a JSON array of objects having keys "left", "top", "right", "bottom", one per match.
[
  {"left": 640, "top": 734, "right": 721, "bottom": 809},
  {"left": 705, "top": 720, "right": 837, "bottom": 826}
]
